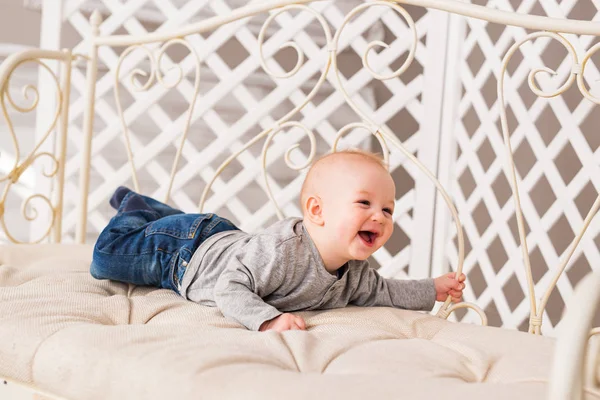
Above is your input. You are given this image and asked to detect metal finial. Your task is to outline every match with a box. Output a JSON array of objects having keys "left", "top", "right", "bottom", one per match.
[{"left": 90, "top": 10, "right": 102, "bottom": 34}]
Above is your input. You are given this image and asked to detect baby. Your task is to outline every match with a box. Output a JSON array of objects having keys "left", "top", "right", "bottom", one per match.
[{"left": 91, "top": 149, "right": 465, "bottom": 332}]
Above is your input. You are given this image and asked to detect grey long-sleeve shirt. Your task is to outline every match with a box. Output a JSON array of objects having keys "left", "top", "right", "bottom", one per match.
[{"left": 179, "top": 217, "right": 436, "bottom": 331}]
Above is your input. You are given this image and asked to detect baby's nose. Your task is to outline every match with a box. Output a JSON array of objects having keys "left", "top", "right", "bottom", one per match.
[{"left": 372, "top": 211, "right": 385, "bottom": 223}]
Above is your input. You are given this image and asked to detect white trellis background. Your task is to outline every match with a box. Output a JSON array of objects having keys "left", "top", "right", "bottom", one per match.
[{"left": 2, "top": 0, "right": 600, "bottom": 335}]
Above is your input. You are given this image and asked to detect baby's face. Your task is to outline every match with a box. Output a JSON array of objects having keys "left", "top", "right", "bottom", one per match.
[{"left": 320, "top": 160, "right": 395, "bottom": 262}]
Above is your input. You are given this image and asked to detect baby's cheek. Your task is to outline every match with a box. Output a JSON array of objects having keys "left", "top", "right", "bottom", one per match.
[
  {"left": 381, "top": 230, "right": 393, "bottom": 245},
  {"left": 322, "top": 219, "right": 342, "bottom": 239},
  {"left": 335, "top": 224, "right": 348, "bottom": 240}
]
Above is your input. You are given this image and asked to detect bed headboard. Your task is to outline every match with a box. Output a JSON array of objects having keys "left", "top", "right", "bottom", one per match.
[{"left": 1, "top": 0, "right": 600, "bottom": 335}]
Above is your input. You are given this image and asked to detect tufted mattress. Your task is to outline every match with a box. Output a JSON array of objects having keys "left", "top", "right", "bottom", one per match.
[{"left": 0, "top": 243, "right": 599, "bottom": 400}]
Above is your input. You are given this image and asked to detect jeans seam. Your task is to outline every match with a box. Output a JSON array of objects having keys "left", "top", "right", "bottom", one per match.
[
  {"left": 189, "top": 213, "right": 212, "bottom": 239},
  {"left": 171, "top": 248, "right": 190, "bottom": 292},
  {"left": 145, "top": 228, "right": 189, "bottom": 238},
  {"left": 168, "top": 250, "right": 179, "bottom": 290},
  {"left": 199, "top": 216, "right": 221, "bottom": 241},
  {"left": 145, "top": 214, "right": 212, "bottom": 239},
  {"left": 97, "top": 248, "right": 162, "bottom": 256}
]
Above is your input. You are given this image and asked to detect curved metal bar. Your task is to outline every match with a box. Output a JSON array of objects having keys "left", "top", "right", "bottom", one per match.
[
  {"left": 157, "top": 39, "right": 201, "bottom": 204},
  {"left": 331, "top": 1, "right": 417, "bottom": 121},
  {"left": 0, "top": 52, "right": 68, "bottom": 244},
  {"left": 0, "top": 59, "right": 63, "bottom": 183},
  {"left": 199, "top": 129, "right": 269, "bottom": 212},
  {"left": 436, "top": 301, "right": 488, "bottom": 326},
  {"left": 256, "top": 4, "right": 332, "bottom": 125},
  {"left": 332, "top": 122, "right": 390, "bottom": 167},
  {"left": 113, "top": 38, "right": 201, "bottom": 202},
  {"left": 76, "top": 11, "right": 101, "bottom": 244},
  {"left": 0, "top": 377, "right": 66, "bottom": 400},
  {"left": 200, "top": 4, "right": 332, "bottom": 214},
  {"left": 5, "top": 83, "right": 39, "bottom": 113},
  {"left": 114, "top": 44, "right": 156, "bottom": 192},
  {"left": 586, "top": 326, "right": 600, "bottom": 388},
  {"left": 537, "top": 194, "right": 600, "bottom": 333},
  {"left": 548, "top": 272, "right": 600, "bottom": 400},
  {"left": 0, "top": 177, "right": 57, "bottom": 244},
  {"left": 258, "top": 6, "right": 311, "bottom": 79},
  {"left": 92, "top": 0, "right": 600, "bottom": 48},
  {"left": 261, "top": 121, "right": 317, "bottom": 220},
  {"left": 0, "top": 49, "right": 71, "bottom": 85},
  {"left": 577, "top": 42, "right": 600, "bottom": 105}
]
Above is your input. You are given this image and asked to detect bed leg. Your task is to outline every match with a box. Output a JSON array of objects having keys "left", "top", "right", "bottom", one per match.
[{"left": 548, "top": 272, "right": 600, "bottom": 400}]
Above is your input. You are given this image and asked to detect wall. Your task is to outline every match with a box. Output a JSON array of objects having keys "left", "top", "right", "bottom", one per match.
[{"left": 0, "top": 0, "right": 40, "bottom": 48}]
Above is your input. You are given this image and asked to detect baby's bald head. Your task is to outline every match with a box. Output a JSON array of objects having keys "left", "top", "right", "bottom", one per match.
[
  {"left": 300, "top": 150, "right": 389, "bottom": 216},
  {"left": 300, "top": 149, "right": 396, "bottom": 270}
]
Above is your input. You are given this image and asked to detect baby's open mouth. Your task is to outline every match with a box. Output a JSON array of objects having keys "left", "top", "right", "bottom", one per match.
[{"left": 358, "top": 231, "right": 377, "bottom": 246}]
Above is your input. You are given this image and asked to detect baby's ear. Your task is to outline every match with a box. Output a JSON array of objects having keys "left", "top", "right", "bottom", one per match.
[{"left": 305, "top": 195, "right": 324, "bottom": 226}]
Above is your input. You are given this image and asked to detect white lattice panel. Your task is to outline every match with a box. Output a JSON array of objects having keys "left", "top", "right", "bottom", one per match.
[
  {"left": 433, "top": 0, "right": 600, "bottom": 333},
  {"left": 33, "top": 0, "right": 450, "bottom": 280}
]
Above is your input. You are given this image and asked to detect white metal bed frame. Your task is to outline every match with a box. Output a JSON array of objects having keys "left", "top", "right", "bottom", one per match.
[{"left": 1, "top": 0, "right": 600, "bottom": 398}]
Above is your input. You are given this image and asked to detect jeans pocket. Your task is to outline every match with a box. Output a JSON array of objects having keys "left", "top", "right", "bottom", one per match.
[
  {"left": 169, "top": 247, "right": 192, "bottom": 292},
  {"left": 145, "top": 213, "right": 212, "bottom": 239}
]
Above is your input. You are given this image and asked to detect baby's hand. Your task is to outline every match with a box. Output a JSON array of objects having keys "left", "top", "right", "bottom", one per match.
[
  {"left": 434, "top": 272, "right": 466, "bottom": 303},
  {"left": 259, "top": 313, "right": 306, "bottom": 332}
]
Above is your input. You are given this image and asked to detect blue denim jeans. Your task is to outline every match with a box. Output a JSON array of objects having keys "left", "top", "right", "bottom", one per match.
[{"left": 90, "top": 188, "right": 239, "bottom": 293}]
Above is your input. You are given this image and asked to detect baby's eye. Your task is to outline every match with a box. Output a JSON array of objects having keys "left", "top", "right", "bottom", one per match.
[
  {"left": 383, "top": 208, "right": 393, "bottom": 215},
  {"left": 358, "top": 200, "right": 370, "bottom": 206}
]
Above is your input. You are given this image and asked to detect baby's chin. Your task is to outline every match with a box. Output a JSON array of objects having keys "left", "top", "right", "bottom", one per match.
[{"left": 351, "top": 250, "right": 376, "bottom": 261}]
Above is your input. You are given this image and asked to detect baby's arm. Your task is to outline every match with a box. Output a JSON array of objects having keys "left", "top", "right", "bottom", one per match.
[
  {"left": 214, "top": 234, "right": 307, "bottom": 331},
  {"left": 348, "top": 262, "right": 437, "bottom": 310},
  {"left": 214, "top": 267, "right": 306, "bottom": 332},
  {"left": 349, "top": 262, "right": 468, "bottom": 311},
  {"left": 214, "top": 263, "right": 282, "bottom": 331}
]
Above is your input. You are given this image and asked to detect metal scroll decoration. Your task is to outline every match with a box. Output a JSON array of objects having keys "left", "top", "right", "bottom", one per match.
[
  {"left": 0, "top": 58, "right": 64, "bottom": 243},
  {"left": 498, "top": 31, "right": 600, "bottom": 335},
  {"left": 114, "top": 38, "right": 201, "bottom": 204},
  {"left": 199, "top": 4, "right": 331, "bottom": 214}
]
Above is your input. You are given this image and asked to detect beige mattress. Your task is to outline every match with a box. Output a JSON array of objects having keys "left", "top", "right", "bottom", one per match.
[{"left": 0, "top": 244, "right": 598, "bottom": 400}]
